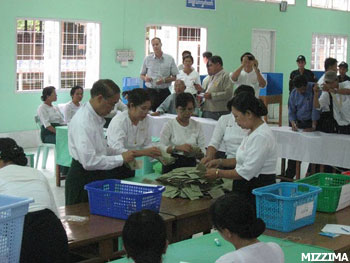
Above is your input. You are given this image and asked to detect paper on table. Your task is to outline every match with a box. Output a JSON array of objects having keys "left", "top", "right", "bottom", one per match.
[
  {"left": 336, "top": 183, "right": 350, "bottom": 211},
  {"left": 322, "top": 224, "right": 350, "bottom": 235}
]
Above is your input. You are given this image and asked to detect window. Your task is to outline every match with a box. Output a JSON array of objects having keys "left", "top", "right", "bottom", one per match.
[
  {"left": 254, "top": 0, "right": 295, "bottom": 4},
  {"left": 307, "top": 0, "right": 350, "bottom": 11},
  {"left": 16, "top": 19, "right": 100, "bottom": 91},
  {"left": 311, "top": 34, "right": 348, "bottom": 70},
  {"left": 145, "top": 25, "right": 207, "bottom": 74}
]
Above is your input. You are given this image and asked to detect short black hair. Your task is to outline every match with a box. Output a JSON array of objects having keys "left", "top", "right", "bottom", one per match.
[
  {"left": 128, "top": 88, "right": 151, "bottom": 107},
  {"left": 202, "top": 51, "right": 212, "bottom": 59},
  {"left": 293, "top": 75, "right": 308, "bottom": 89},
  {"left": 240, "top": 52, "right": 255, "bottom": 62},
  {"left": 90, "top": 79, "right": 120, "bottom": 99},
  {"left": 182, "top": 50, "right": 191, "bottom": 57},
  {"left": 0, "top": 138, "right": 27, "bottom": 166},
  {"left": 208, "top": 56, "right": 223, "bottom": 67},
  {"left": 182, "top": 55, "right": 194, "bottom": 63},
  {"left": 231, "top": 92, "right": 268, "bottom": 117},
  {"left": 324, "top": 57, "right": 338, "bottom": 71},
  {"left": 123, "top": 210, "right": 166, "bottom": 263},
  {"left": 175, "top": 92, "right": 195, "bottom": 109},
  {"left": 151, "top": 37, "right": 162, "bottom": 43},
  {"left": 227, "top": 85, "right": 255, "bottom": 111},
  {"left": 210, "top": 194, "right": 265, "bottom": 239},
  {"left": 70, "top": 85, "right": 83, "bottom": 97},
  {"left": 41, "top": 86, "right": 55, "bottom": 101}
]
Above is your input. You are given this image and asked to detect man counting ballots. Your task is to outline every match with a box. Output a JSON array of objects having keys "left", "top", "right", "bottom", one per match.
[{"left": 65, "top": 79, "right": 135, "bottom": 205}]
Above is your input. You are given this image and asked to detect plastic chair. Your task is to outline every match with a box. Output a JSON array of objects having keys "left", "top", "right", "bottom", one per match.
[{"left": 34, "top": 116, "right": 56, "bottom": 171}]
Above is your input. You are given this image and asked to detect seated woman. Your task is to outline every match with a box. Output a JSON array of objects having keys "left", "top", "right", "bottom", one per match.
[
  {"left": 201, "top": 85, "right": 253, "bottom": 166},
  {"left": 160, "top": 92, "right": 205, "bottom": 173},
  {"left": 122, "top": 210, "right": 168, "bottom": 263},
  {"left": 0, "top": 138, "right": 69, "bottom": 262},
  {"left": 210, "top": 194, "right": 284, "bottom": 263},
  {"left": 177, "top": 55, "right": 202, "bottom": 96},
  {"left": 205, "top": 92, "right": 277, "bottom": 206},
  {"left": 64, "top": 85, "right": 83, "bottom": 123},
  {"left": 37, "top": 86, "right": 65, "bottom": 144},
  {"left": 107, "top": 88, "right": 161, "bottom": 173}
]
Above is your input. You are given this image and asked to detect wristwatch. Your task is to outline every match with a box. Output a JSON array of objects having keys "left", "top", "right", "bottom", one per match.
[{"left": 215, "top": 169, "right": 220, "bottom": 178}]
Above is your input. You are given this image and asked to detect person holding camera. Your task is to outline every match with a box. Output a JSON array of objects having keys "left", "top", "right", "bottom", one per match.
[{"left": 230, "top": 52, "right": 267, "bottom": 98}]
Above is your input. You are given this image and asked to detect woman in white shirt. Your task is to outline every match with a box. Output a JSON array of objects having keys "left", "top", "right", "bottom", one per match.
[
  {"left": 160, "top": 92, "right": 205, "bottom": 173},
  {"left": 211, "top": 194, "right": 284, "bottom": 263},
  {"left": 201, "top": 85, "right": 254, "bottom": 165},
  {"left": 0, "top": 138, "right": 68, "bottom": 262},
  {"left": 177, "top": 55, "right": 202, "bottom": 95},
  {"left": 107, "top": 88, "right": 161, "bottom": 164},
  {"left": 205, "top": 92, "right": 277, "bottom": 206},
  {"left": 37, "top": 86, "right": 65, "bottom": 143},
  {"left": 64, "top": 85, "right": 83, "bottom": 123}
]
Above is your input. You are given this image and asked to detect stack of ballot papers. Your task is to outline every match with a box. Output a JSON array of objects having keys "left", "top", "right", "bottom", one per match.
[
  {"left": 156, "top": 164, "right": 231, "bottom": 200},
  {"left": 321, "top": 224, "right": 350, "bottom": 237}
]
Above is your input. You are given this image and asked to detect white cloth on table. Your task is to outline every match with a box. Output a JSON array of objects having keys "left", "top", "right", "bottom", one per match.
[
  {"left": 177, "top": 69, "right": 201, "bottom": 95},
  {"left": 160, "top": 118, "right": 206, "bottom": 155},
  {"left": 106, "top": 110, "right": 152, "bottom": 153},
  {"left": 208, "top": 113, "right": 247, "bottom": 158},
  {"left": 235, "top": 122, "right": 277, "bottom": 181},
  {"left": 63, "top": 101, "right": 81, "bottom": 123},
  {"left": 215, "top": 242, "right": 284, "bottom": 263},
  {"left": 0, "top": 164, "right": 58, "bottom": 216},
  {"left": 230, "top": 69, "right": 264, "bottom": 98},
  {"left": 68, "top": 101, "right": 123, "bottom": 171},
  {"left": 37, "top": 103, "right": 65, "bottom": 128}
]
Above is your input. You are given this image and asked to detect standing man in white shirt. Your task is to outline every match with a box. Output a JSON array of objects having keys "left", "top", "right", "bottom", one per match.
[
  {"left": 66, "top": 79, "right": 135, "bottom": 205},
  {"left": 140, "top": 37, "right": 179, "bottom": 112},
  {"left": 230, "top": 52, "right": 267, "bottom": 98}
]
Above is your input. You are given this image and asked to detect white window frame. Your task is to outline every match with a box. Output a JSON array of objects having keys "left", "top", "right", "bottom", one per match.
[
  {"left": 307, "top": 0, "right": 350, "bottom": 12},
  {"left": 15, "top": 18, "right": 101, "bottom": 93}
]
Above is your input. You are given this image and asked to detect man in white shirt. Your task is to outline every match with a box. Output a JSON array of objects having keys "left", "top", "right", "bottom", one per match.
[
  {"left": 140, "top": 37, "right": 179, "bottom": 112},
  {"left": 317, "top": 57, "right": 338, "bottom": 85},
  {"left": 230, "top": 52, "right": 267, "bottom": 98},
  {"left": 66, "top": 79, "right": 135, "bottom": 205}
]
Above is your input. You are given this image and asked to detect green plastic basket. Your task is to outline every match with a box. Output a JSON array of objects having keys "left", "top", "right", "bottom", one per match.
[{"left": 297, "top": 173, "right": 350, "bottom": 212}]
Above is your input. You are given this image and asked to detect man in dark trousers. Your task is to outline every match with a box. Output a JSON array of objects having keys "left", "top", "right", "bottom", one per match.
[{"left": 289, "top": 55, "right": 316, "bottom": 93}]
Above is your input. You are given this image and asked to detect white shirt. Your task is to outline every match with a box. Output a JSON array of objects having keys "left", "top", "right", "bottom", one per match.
[
  {"left": 68, "top": 102, "right": 124, "bottom": 171},
  {"left": 317, "top": 74, "right": 325, "bottom": 85},
  {"left": 105, "top": 100, "right": 128, "bottom": 118},
  {"left": 216, "top": 242, "right": 284, "bottom": 263},
  {"left": 177, "top": 70, "right": 201, "bottom": 95},
  {"left": 319, "top": 81, "right": 350, "bottom": 126},
  {"left": 230, "top": 69, "right": 264, "bottom": 98},
  {"left": 64, "top": 101, "right": 81, "bottom": 123},
  {"left": 107, "top": 111, "right": 152, "bottom": 154},
  {"left": 209, "top": 114, "right": 247, "bottom": 158},
  {"left": 37, "top": 103, "right": 65, "bottom": 128},
  {"left": 0, "top": 165, "right": 58, "bottom": 216},
  {"left": 235, "top": 122, "right": 277, "bottom": 181},
  {"left": 160, "top": 118, "right": 206, "bottom": 154}
]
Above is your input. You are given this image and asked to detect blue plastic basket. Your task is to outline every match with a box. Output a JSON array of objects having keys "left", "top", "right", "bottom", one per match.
[
  {"left": 85, "top": 179, "right": 165, "bottom": 220},
  {"left": 252, "top": 183, "right": 322, "bottom": 232},
  {"left": 0, "top": 194, "right": 33, "bottom": 263}
]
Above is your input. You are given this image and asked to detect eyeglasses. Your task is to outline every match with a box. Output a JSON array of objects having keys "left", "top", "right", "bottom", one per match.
[{"left": 178, "top": 107, "right": 194, "bottom": 113}]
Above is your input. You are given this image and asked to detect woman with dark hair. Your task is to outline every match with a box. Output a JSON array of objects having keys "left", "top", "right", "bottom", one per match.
[
  {"left": 210, "top": 194, "right": 284, "bottom": 263},
  {"left": 107, "top": 88, "right": 161, "bottom": 160},
  {"left": 64, "top": 85, "right": 84, "bottom": 123},
  {"left": 177, "top": 55, "right": 202, "bottom": 95},
  {"left": 37, "top": 86, "right": 65, "bottom": 143},
  {"left": 201, "top": 85, "right": 254, "bottom": 166},
  {"left": 160, "top": 92, "right": 205, "bottom": 173},
  {"left": 122, "top": 210, "right": 168, "bottom": 263},
  {"left": 205, "top": 92, "right": 277, "bottom": 206},
  {"left": 0, "top": 138, "right": 69, "bottom": 262}
]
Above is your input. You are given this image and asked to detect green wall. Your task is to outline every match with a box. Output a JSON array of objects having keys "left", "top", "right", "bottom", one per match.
[{"left": 1, "top": 0, "right": 349, "bottom": 133}]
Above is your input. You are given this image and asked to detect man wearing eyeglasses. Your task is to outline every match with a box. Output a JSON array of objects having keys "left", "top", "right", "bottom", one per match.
[{"left": 201, "top": 56, "right": 233, "bottom": 120}]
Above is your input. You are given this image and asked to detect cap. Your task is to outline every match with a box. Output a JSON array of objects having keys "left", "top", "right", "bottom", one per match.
[
  {"left": 324, "top": 71, "right": 338, "bottom": 82},
  {"left": 296, "top": 55, "right": 306, "bottom": 62},
  {"left": 338, "top": 61, "right": 348, "bottom": 69}
]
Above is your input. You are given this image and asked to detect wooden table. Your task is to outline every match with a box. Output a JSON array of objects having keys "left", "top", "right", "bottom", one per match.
[{"left": 59, "top": 203, "right": 175, "bottom": 263}]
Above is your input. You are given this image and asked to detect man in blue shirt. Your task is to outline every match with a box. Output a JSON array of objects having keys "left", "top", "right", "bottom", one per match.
[{"left": 285, "top": 75, "right": 319, "bottom": 179}]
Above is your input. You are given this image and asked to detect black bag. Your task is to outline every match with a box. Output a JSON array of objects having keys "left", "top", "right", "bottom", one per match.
[{"left": 317, "top": 92, "right": 337, "bottom": 133}]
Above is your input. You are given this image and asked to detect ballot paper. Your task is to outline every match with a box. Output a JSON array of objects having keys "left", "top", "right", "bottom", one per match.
[
  {"left": 336, "top": 184, "right": 350, "bottom": 211},
  {"left": 321, "top": 224, "right": 350, "bottom": 235}
]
